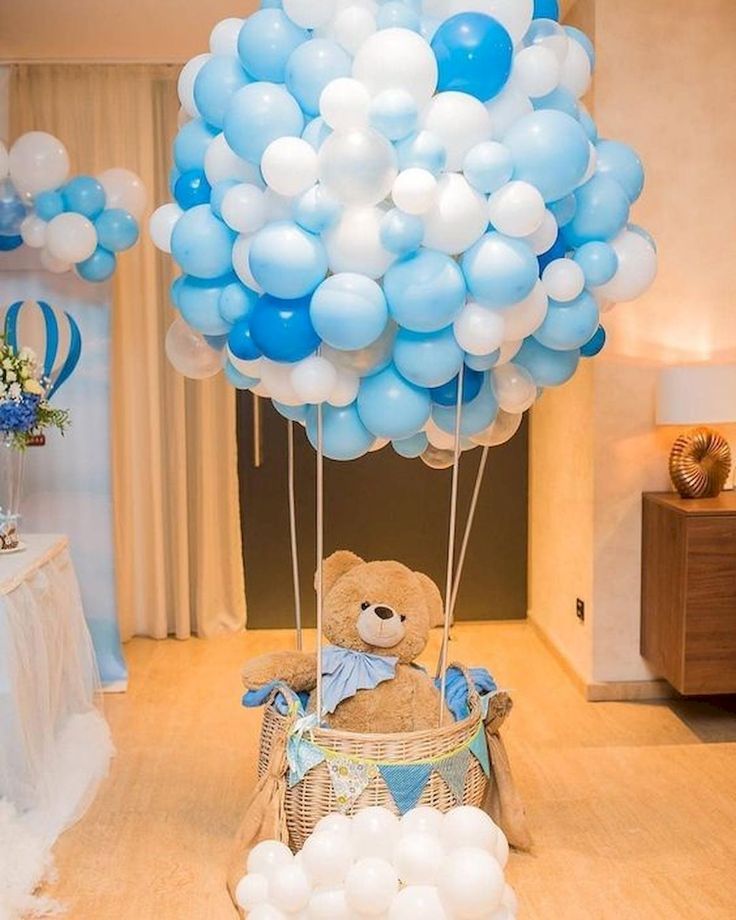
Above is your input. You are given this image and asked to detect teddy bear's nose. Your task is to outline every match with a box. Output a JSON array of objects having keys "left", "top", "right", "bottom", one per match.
[{"left": 374, "top": 606, "right": 394, "bottom": 620}]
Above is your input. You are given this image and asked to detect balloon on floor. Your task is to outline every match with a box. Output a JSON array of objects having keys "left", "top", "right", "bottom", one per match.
[
  {"left": 153, "top": 0, "right": 657, "bottom": 463},
  {"left": 0, "top": 132, "right": 145, "bottom": 283}
]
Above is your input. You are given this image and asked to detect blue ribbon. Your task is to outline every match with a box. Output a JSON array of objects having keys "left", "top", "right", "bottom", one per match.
[{"left": 3, "top": 300, "right": 82, "bottom": 398}]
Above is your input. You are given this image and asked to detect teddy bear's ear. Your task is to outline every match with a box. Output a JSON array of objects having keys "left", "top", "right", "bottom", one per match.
[
  {"left": 316, "top": 550, "right": 364, "bottom": 594},
  {"left": 414, "top": 571, "right": 445, "bottom": 628}
]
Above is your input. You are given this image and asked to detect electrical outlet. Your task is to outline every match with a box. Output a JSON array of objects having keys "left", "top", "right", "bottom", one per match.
[{"left": 576, "top": 598, "right": 585, "bottom": 622}]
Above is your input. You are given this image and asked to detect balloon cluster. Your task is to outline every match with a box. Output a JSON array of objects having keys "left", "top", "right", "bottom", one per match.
[
  {"left": 235, "top": 805, "right": 516, "bottom": 919},
  {"left": 153, "top": 0, "right": 657, "bottom": 465},
  {"left": 0, "top": 132, "right": 145, "bottom": 282}
]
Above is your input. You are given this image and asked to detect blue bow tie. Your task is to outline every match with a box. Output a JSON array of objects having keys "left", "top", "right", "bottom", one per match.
[{"left": 319, "top": 646, "right": 399, "bottom": 715}]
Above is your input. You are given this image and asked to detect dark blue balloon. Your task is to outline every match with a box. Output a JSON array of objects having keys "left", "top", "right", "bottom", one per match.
[
  {"left": 250, "top": 294, "right": 321, "bottom": 362},
  {"left": 62, "top": 175, "right": 106, "bottom": 219},
  {"left": 537, "top": 233, "right": 568, "bottom": 275},
  {"left": 35, "top": 190, "right": 65, "bottom": 221},
  {"left": 533, "top": 0, "right": 560, "bottom": 20},
  {"left": 228, "top": 317, "right": 262, "bottom": 361},
  {"left": 431, "top": 13, "right": 513, "bottom": 102},
  {"left": 581, "top": 326, "right": 606, "bottom": 357},
  {"left": 431, "top": 366, "right": 484, "bottom": 406},
  {"left": 95, "top": 208, "right": 140, "bottom": 252},
  {"left": 0, "top": 234, "right": 22, "bottom": 251},
  {"left": 174, "top": 169, "right": 212, "bottom": 210},
  {"left": 76, "top": 246, "right": 117, "bottom": 282}
]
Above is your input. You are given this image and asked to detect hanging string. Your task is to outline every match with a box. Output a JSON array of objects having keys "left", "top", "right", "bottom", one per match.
[
  {"left": 314, "top": 403, "right": 325, "bottom": 723},
  {"left": 287, "top": 420, "right": 303, "bottom": 652},
  {"left": 449, "top": 445, "right": 490, "bottom": 622},
  {"left": 437, "top": 372, "right": 464, "bottom": 726}
]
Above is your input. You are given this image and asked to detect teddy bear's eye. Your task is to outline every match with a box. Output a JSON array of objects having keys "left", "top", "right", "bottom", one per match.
[
  {"left": 400, "top": 615, "right": 406, "bottom": 622},
  {"left": 361, "top": 601, "right": 370, "bottom": 611}
]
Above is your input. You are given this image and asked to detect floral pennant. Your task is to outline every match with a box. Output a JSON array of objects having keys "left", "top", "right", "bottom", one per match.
[
  {"left": 468, "top": 727, "right": 491, "bottom": 777},
  {"left": 378, "top": 763, "right": 433, "bottom": 815},
  {"left": 327, "top": 756, "right": 379, "bottom": 813},
  {"left": 436, "top": 748, "right": 471, "bottom": 804}
]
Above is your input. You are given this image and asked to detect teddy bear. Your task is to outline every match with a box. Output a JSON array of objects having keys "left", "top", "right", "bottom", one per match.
[{"left": 241, "top": 550, "right": 452, "bottom": 733}]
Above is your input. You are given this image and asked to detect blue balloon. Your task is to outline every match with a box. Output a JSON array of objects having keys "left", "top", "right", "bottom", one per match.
[
  {"left": 210, "top": 179, "right": 238, "bottom": 218},
  {"left": 548, "top": 194, "right": 576, "bottom": 228},
  {"left": 395, "top": 130, "right": 447, "bottom": 175},
  {"left": 534, "top": 291, "right": 600, "bottom": 351},
  {"left": 515, "top": 336, "right": 580, "bottom": 387},
  {"left": 219, "top": 281, "right": 259, "bottom": 324},
  {"left": 431, "top": 366, "right": 484, "bottom": 406},
  {"left": 533, "top": 0, "right": 559, "bottom": 19},
  {"left": 249, "top": 221, "right": 328, "bottom": 299},
  {"left": 274, "top": 401, "right": 308, "bottom": 423},
  {"left": 76, "top": 246, "right": 116, "bottom": 282},
  {"left": 595, "top": 139, "right": 644, "bottom": 203},
  {"left": 465, "top": 350, "right": 500, "bottom": 372},
  {"left": 357, "top": 364, "right": 431, "bottom": 439},
  {"left": 537, "top": 232, "right": 568, "bottom": 275},
  {"left": 431, "top": 13, "right": 513, "bottom": 102},
  {"left": 293, "top": 185, "right": 341, "bottom": 234},
  {"left": 533, "top": 87, "right": 579, "bottom": 120},
  {"left": 0, "top": 234, "right": 22, "bottom": 251},
  {"left": 224, "top": 82, "right": 304, "bottom": 164},
  {"left": 306, "top": 403, "right": 375, "bottom": 461},
  {"left": 225, "top": 362, "right": 260, "bottom": 389},
  {"left": 578, "top": 108, "right": 598, "bottom": 143},
  {"left": 174, "top": 169, "right": 212, "bottom": 210},
  {"left": 574, "top": 241, "right": 618, "bottom": 286},
  {"left": 377, "top": 2, "right": 421, "bottom": 31},
  {"left": 173, "top": 118, "right": 219, "bottom": 172},
  {"left": 0, "top": 180, "right": 26, "bottom": 235},
  {"left": 580, "top": 325, "right": 606, "bottom": 358},
  {"left": 503, "top": 110, "right": 590, "bottom": 202},
  {"left": 62, "top": 176, "right": 106, "bottom": 219},
  {"left": 310, "top": 273, "right": 388, "bottom": 350},
  {"left": 250, "top": 294, "right": 320, "bottom": 362},
  {"left": 302, "top": 117, "right": 333, "bottom": 151},
  {"left": 463, "top": 141, "right": 513, "bottom": 193},
  {"left": 392, "top": 431, "right": 429, "bottom": 459},
  {"left": 169, "top": 167, "right": 181, "bottom": 197},
  {"left": 462, "top": 233, "right": 539, "bottom": 307},
  {"left": 228, "top": 317, "right": 262, "bottom": 360},
  {"left": 384, "top": 249, "right": 466, "bottom": 332},
  {"left": 380, "top": 209, "right": 425, "bottom": 256},
  {"left": 204, "top": 334, "right": 228, "bottom": 351},
  {"left": 394, "top": 326, "right": 464, "bottom": 388},
  {"left": 565, "top": 26, "right": 596, "bottom": 68},
  {"left": 194, "top": 55, "right": 250, "bottom": 128},
  {"left": 178, "top": 273, "right": 237, "bottom": 336},
  {"left": 562, "top": 175, "right": 630, "bottom": 247},
  {"left": 369, "top": 90, "right": 418, "bottom": 141},
  {"left": 170, "top": 275, "right": 185, "bottom": 308},
  {"left": 285, "top": 39, "right": 352, "bottom": 117},
  {"left": 432, "top": 374, "right": 498, "bottom": 436},
  {"left": 94, "top": 209, "right": 139, "bottom": 252},
  {"left": 171, "top": 204, "right": 236, "bottom": 279},
  {"left": 237, "top": 9, "right": 308, "bottom": 82},
  {"left": 34, "top": 190, "right": 64, "bottom": 221}
]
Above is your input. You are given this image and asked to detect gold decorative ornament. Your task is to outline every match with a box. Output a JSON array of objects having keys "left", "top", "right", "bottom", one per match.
[{"left": 669, "top": 427, "right": 732, "bottom": 499}]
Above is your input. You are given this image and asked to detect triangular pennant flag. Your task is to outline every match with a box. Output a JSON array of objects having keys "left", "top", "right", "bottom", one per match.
[
  {"left": 287, "top": 736, "right": 326, "bottom": 787},
  {"left": 379, "top": 763, "right": 432, "bottom": 815},
  {"left": 327, "top": 757, "right": 378, "bottom": 813},
  {"left": 469, "top": 727, "right": 491, "bottom": 777},
  {"left": 436, "top": 749, "right": 471, "bottom": 804}
]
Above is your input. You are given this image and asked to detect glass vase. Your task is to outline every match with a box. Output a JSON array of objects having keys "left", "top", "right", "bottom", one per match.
[{"left": 0, "top": 438, "right": 25, "bottom": 552}]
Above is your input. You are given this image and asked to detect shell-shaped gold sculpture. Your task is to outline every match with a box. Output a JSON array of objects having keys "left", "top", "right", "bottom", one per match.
[{"left": 669, "top": 427, "right": 732, "bottom": 499}]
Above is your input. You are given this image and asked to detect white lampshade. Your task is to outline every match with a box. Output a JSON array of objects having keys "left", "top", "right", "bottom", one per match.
[{"left": 657, "top": 364, "right": 736, "bottom": 426}]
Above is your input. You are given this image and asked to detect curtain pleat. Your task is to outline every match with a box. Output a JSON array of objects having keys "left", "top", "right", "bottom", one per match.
[{"left": 9, "top": 64, "right": 247, "bottom": 640}]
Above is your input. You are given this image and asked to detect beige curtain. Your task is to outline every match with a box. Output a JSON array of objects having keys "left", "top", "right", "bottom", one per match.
[{"left": 10, "top": 64, "right": 246, "bottom": 639}]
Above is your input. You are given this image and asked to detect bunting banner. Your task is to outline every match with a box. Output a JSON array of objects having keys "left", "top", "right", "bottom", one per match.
[
  {"left": 326, "top": 756, "right": 379, "bottom": 813},
  {"left": 436, "top": 748, "right": 472, "bottom": 804},
  {"left": 378, "top": 763, "right": 433, "bottom": 814}
]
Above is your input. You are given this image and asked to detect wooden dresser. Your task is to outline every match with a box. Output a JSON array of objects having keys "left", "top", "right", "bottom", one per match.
[{"left": 641, "top": 491, "right": 736, "bottom": 694}]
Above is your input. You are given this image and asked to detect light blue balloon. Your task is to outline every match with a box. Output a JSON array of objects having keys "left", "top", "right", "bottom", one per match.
[
  {"left": 34, "top": 190, "right": 64, "bottom": 221},
  {"left": 463, "top": 141, "right": 513, "bottom": 193},
  {"left": 171, "top": 204, "right": 236, "bottom": 279},
  {"left": 219, "top": 281, "right": 259, "bottom": 324},
  {"left": 533, "top": 87, "right": 579, "bottom": 120},
  {"left": 293, "top": 185, "right": 341, "bottom": 234},
  {"left": 565, "top": 26, "right": 595, "bottom": 68},
  {"left": 380, "top": 208, "right": 425, "bottom": 256},
  {"left": 534, "top": 291, "right": 600, "bottom": 351},
  {"left": 515, "top": 336, "right": 580, "bottom": 387},
  {"left": 578, "top": 108, "right": 598, "bottom": 143},
  {"left": 310, "top": 273, "right": 388, "bottom": 350},
  {"left": 237, "top": 9, "right": 308, "bottom": 82},
  {"left": 306, "top": 403, "right": 375, "bottom": 461},
  {"left": 595, "top": 139, "right": 644, "bottom": 203},
  {"left": 432, "top": 373, "right": 498, "bottom": 436},
  {"left": 285, "top": 39, "right": 352, "bottom": 116},
  {"left": 224, "top": 82, "right": 304, "bottom": 164},
  {"left": 94, "top": 209, "right": 139, "bottom": 252},
  {"left": 369, "top": 90, "right": 418, "bottom": 141},
  {"left": 173, "top": 118, "right": 219, "bottom": 172},
  {"left": 393, "top": 326, "right": 464, "bottom": 388},
  {"left": 548, "top": 194, "right": 576, "bottom": 228},
  {"left": 465, "top": 350, "right": 500, "bottom": 371},
  {"left": 504, "top": 110, "right": 589, "bottom": 202},
  {"left": 357, "top": 364, "right": 431, "bottom": 439},
  {"left": 302, "top": 117, "right": 333, "bottom": 151},
  {"left": 62, "top": 176, "right": 106, "bottom": 219},
  {"left": 178, "top": 273, "right": 237, "bottom": 336},
  {"left": 383, "top": 249, "right": 466, "bottom": 332},
  {"left": 573, "top": 241, "right": 618, "bottom": 286},
  {"left": 562, "top": 175, "right": 630, "bottom": 247},
  {"left": 377, "top": 2, "right": 421, "bottom": 31},
  {"left": 396, "top": 130, "right": 447, "bottom": 175},
  {"left": 462, "top": 233, "right": 539, "bottom": 308},
  {"left": 194, "top": 55, "right": 250, "bottom": 128},
  {"left": 210, "top": 179, "right": 239, "bottom": 218},
  {"left": 274, "top": 401, "right": 307, "bottom": 423},
  {"left": 225, "top": 362, "right": 260, "bottom": 389},
  {"left": 392, "top": 431, "right": 428, "bottom": 458},
  {"left": 249, "top": 220, "right": 328, "bottom": 299},
  {"left": 76, "top": 246, "right": 116, "bottom": 283}
]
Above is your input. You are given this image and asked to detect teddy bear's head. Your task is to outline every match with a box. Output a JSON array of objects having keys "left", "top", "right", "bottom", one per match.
[{"left": 318, "top": 551, "right": 444, "bottom": 663}]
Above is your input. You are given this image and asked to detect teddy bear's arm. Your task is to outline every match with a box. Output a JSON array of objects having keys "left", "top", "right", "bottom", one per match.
[{"left": 241, "top": 651, "right": 318, "bottom": 693}]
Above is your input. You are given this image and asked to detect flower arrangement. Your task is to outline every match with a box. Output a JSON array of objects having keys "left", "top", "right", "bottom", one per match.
[{"left": 0, "top": 334, "right": 69, "bottom": 449}]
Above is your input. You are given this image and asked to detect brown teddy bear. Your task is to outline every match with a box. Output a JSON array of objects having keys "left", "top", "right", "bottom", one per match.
[{"left": 241, "top": 550, "right": 451, "bottom": 733}]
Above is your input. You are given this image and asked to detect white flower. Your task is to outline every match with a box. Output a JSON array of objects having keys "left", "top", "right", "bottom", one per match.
[
  {"left": 19, "top": 346, "right": 36, "bottom": 363},
  {"left": 8, "top": 382, "right": 21, "bottom": 400},
  {"left": 5, "top": 370, "right": 17, "bottom": 383},
  {"left": 2, "top": 358, "right": 12, "bottom": 370}
]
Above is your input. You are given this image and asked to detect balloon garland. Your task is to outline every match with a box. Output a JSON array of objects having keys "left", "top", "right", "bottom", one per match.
[
  {"left": 0, "top": 132, "right": 145, "bottom": 282},
  {"left": 153, "top": 0, "right": 657, "bottom": 465}
]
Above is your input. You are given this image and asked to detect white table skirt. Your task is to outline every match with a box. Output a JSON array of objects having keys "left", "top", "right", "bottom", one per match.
[{"left": 0, "top": 534, "right": 113, "bottom": 837}]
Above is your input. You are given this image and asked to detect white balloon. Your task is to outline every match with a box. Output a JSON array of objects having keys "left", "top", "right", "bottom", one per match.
[
  {"left": 8, "top": 132, "right": 70, "bottom": 196},
  {"left": 501, "top": 883, "right": 518, "bottom": 913},
  {"left": 291, "top": 355, "right": 339, "bottom": 404},
  {"left": 423, "top": 173, "right": 488, "bottom": 255},
  {"left": 351, "top": 807, "right": 400, "bottom": 861},
  {"left": 442, "top": 807, "right": 500, "bottom": 854},
  {"left": 301, "top": 826, "right": 355, "bottom": 888},
  {"left": 394, "top": 833, "right": 445, "bottom": 886},
  {"left": 523, "top": 210, "right": 558, "bottom": 255},
  {"left": 247, "top": 841, "right": 294, "bottom": 882},
  {"left": 542, "top": 258, "right": 585, "bottom": 302},
  {"left": 315, "top": 813, "right": 353, "bottom": 836},
  {"left": 523, "top": 16, "right": 569, "bottom": 63},
  {"left": 391, "top": 168, "right": 436, "bottom": 216},
  {"left": 232, "top": 234, "right": 265, "bottom": 293},
  {"left": 512, "top": 45, "right": 561, "bottom": 99},
  {"left": 149, "top": 203, "right": 183, "bottom": 253},
  {"left": 425, "top": 417, "right": 459, "bottom": 450},
  {"left": 594, "top": 229, "right": 657, "bottom": 302},
  {"left": 177, "top": 106, "right": 192, "bottom": 129},
  {"left": 422, "top": 92, "right": 492, "bottom": 172},
  {"left": 260, "top": 359, "right": 303, "bottom": 406},
  {"left": 437, "top": 846, "right": 505, "bottom": 918},
  {"left": 0, "top": 141, "right": 8, "bottom": 179},
  {"left": 221, "top": 184, "right": 268, "bottom": 234},
  {"left": 485, "top": 84, "right": 534, "bottom": 141},
  {"left": 45, "top": 212, "right": 97, "bottom": 263},
  {"left": 502, "top": 281, "right": 548, "bottom": 340},
  {"left": 470, "top": 409, "right": 523, "bottom": 447},
  {"left": 306, "top": 887, "right": 351, "bottom": 919},
  {"left": 178, "top": 53, "right": 211, "bottom": 118},
  {"left": 285, "top": 0, "right": 337, "bottom": 29},
  {"left": 262, "top": 138, "right": 318, "bottom": 198},
  {"left": 20, "top": 214, "right": 47, "bottom": 249},
  {"left": 228, "top": 350, "right": 262, "bottom": 378},
  {"left": 328, "top": 368, "right": 360, "bottom": 406},
  {"left": 488, "top": 181, "right": 545, "bottom": 238},
  {"left": 388, "top": 886, "right": 448, "bottom": 920},
  {"left": 559, "top": 36, "right": 593, "bottom": 98},
  {"left": 204, "top": 133, "right": 264, "bottom": 186},
  {"left": 39, "top": 248, "right": 71, "bottom": 274},
  {"left": 235, "top": 873, "right": 270, "bottom": 911},
  {"left": 247, "top": 906, "right": 289, "bottom": 920},
  {"left": 400, "top": 806, "right": 444, "bottom": 838},
  {"left": 492, "top": 363, "right": 537, "bottom": 413},
  {"left": 369, "top": 436, "right": 390, "bottom": 452},
  {"left": 324, "top": 206, "right": 395, "bottom": 279},
  {"left": 471, "top": 0, "right": 533, "bottom": 44},
  {"left": 322, "top": 322, "right": 396, "bottom": 376},
  {"left": 580, "top": 142, "right": 598, "bottom": 186},
  {"left": 494, "top": 829, "right": 510, "bottom": 869},
  {"left": 453, "top": 302, "right": 505, "bottom": 356},
  {"left": 320, "top": 78, "right": 371, "bottom": 131},
  {"left": 345, "top": 858, "right": 399, "bottom": 916},
  {"left": 209, "top": 18, "right": 243, "bottom": 56},
  {"left": 496, "top": 339, "right": 522, "bottom": 366},
  {"left": 319, "top": 129, "right": 398, "bottom": 206},
  {"left": 353, "top": 28, "right": 438, "bottom": 107},
  {"left": 97, "top": 168, "right": 147, "bottom": 220},
  {"left": 263, "top": 188, "right": 294, "bottom": 222},
  {"left": 270, "top": 863, "right": 312, "bottom": 914},
  {"left": 331, "top": 5, "right": 377, "bottom": 54}
]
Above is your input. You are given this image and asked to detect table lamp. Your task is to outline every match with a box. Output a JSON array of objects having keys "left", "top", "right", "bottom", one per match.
[{"left": 656, "top": 364, "right": 736, "bottom": 498}]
